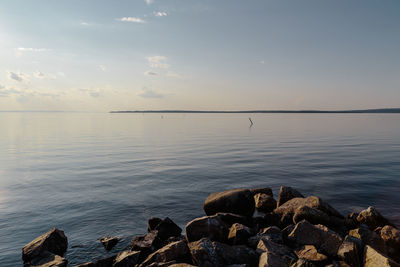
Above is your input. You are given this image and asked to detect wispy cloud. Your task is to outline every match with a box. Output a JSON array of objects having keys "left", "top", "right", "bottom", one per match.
[
  {"left": 7, "top": 71, "right": 29, "bottom": 82},
  {"left": 33, "top": 71, "right": 56, "bottom": 80},
  {"left": 147, "top": 56, "right": 169, "bottom": 69},
  {"left": 98, "top": 65, "right": 107, "bottom": 72},
  {"left": 15, "top": 47, "right": 48, "bottom": 57},
  {"left": 144, "top": 70, "right": 158, "bottom": 76},
  {"left": 0, "top": 85, "right": 20, "bottom": 98},
  {"left": 119, "top": 17, "right": 146, "bottom": 23},
  {"left": 145, "top": 0, "right": 154, "bottom": 5},
  {"left": 154, "top": 11, "right": 168, "bottom": 17},
  {"left": 138, "top": 88, "right": 164, "bottom": 99}
]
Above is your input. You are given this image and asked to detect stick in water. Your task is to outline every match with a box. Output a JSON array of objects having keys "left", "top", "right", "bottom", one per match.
[{"left": 249, "top": 117, "right": 253, "bottom": 126}]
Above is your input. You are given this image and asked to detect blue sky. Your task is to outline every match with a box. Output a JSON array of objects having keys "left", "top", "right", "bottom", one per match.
[{"left": 0, "top": 0, "right": 399, "bottom": 111}]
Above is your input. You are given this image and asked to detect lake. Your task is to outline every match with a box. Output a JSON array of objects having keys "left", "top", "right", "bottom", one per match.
[{"left": 0, "top": 112, "right": 399, "bottom": 265}]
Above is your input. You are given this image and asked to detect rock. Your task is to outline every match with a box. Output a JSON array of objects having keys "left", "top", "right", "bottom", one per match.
[
  {"left": 274, "top": 196, "right": 343, "bottom": 226},
  {"left": 228, "top": 223, "right": 254, "bottom": 245},
  {"left": 185, "top": 214, "right": 229, "bottom": 243},
  {"left": 247, "top": 226, "right": 283, "bottom": 248},
  {"left": 337, "top": 240, "right": 361, "bottom": 267},
  {"left": 288, "top": 220, "right": 342, "bottom": 257},
  {"left": 188, "top": 238, "right": 258, "bottom": 266},
  {"left": 326, "top": 261, "right": 352, "bottom": 267},
  {"left": 203, "top": 188, "right": 255, "bottom": 217},
  {"left": 380, "top": 225, "right": 400, "bottom": 262},
  {"left": 253, "top": 213, "right": 280, "bottom": 231},
  {"left": 95, "top": 255, "right": 117, "bottom": 267},
  {"left": 254, "top": 193, "right": 276, "bottom": 213},
  {"left": 130, "top": 231, "right": 164, "bottom": 259},
  {"left": 146, "top": 261, "right": 176, "bottom": 267},
  {"left": 257, "top": 238, "right": 297, "bottom": 263},
  {"left": 216, "top": 212, "right": 253, "bottom": 228},
  {"left": 295, "top": 245, "right": 327, "bottom": 263},
  {"left": 357, "top": 206, "right": 391, "bottom": 230},
  {"left": 100, "top": 236, "right": 119, "bottom": 251},
  {"left": 73, "top": 263, "right": 94, "bottom": 267},
  {"left": 28, "top": 251, "right": 67, "bottom": 267},
  {"left": 113, "top": 250, "right": 140, "bottom": 267},
  {"left": 292, "top": 205, "right": 331, "bottom": 225},
  {"left": 22, "top": 228, "right": 68, "bottom": 263},
  {"left": 277, "top": 186, "right": 304, "bottom": 207},
  {"left": 290, "top": 258, "right": 317, "bottom": 267},
  {"left": 349, "top": 225, "right": 386, "bottom": 254},
  {"left": 169, "top": 264, "right": 197, "bottom": 267},
  {"left": 153, "top": 217, "right": 182, "bottom": 240},
  {"left": 364, "top": 245, "right": 400, "bottom": 267},
  {"left": 139, "top": 240, "right": 191, "bottom": 267},
  {"left": 148, "top": 217, "right": 163, "bottom": 232},
  {"left": 258, "top": 251, "right": 292, "bottom": 267},
  {"left": 249, "top": 187, "right": 273, "bottom": 197}
]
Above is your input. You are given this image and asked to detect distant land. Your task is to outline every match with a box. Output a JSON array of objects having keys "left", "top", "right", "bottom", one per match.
[{"left": 110, "top": 108, "right": 400, "bottom": 114}]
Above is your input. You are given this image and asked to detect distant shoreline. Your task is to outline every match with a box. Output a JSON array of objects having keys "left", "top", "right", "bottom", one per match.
[{"left": 110, "top": 108, "right": 400, "bottom": 114}]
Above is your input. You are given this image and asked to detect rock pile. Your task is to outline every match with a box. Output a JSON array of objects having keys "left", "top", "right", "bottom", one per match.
[{"left": 22, "top": 186, "right": 400, "bottom": 267}]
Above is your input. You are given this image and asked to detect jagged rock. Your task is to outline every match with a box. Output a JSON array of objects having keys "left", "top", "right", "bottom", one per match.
[
  {"left": 257, "top": 238, "right": 297, "bottom": 263},
  {"left": 288, "top": 220, "right": 342, "bottom": 257},
  {"left": 349, "top": 225, "right": 386, "bottom": 254},
  {"left": 337, "top": 240, "right": 361, "bottom": 267},
  {"left": 146, "top": 261, "right": 176, "bottom": 267},
  {"left": 380, "top": 225, "right": 400, "bottom": 262},
  {"left": 228, "top": 223, "right": 254, "bottom": 245},
  {"left": 28, "top": 251, "right": 67, "bottom": 267},
  {"left": 188, "top": 238, "right": 258, "bottom": 266},
  {"left": 254, "top": 193, "right": 276, "bottom": 213},
  {"left": 247, "top": 226, "right": 283, "bottom": 248},
  {"left": 185, "top": 214, "right": 229, "bottom": 243},
  {"left": 357, "top": 206, "right": 391, "bottom": 230},
  {"left": 249, "top": 187, "right": 273, "bottom": 197},
  {"left": 95, "top": 255, "right": 117, "bottom": 267},
  {"left": 153, "top": 217, "right": 182, "bottom": 240},
  {"left": 130, "top": 231, "right": 164, "bottom": 259},
  {"left": 22, "top": 228, "right": 68, "bottom": 263},
  {"left": 295, "top": 245, "right": 327, "bottom": 263},
  {"left": 277, "top": 186, "right": 304, "bottom": 207},
  {"left": 73, "top": 262, "right": 94, "bottom": 267},
  {"left": 292, "top": 205, "right": 331, "bottom": 225},
  {"left": 203, "top": 188, "right": 255, "bottom": 217},
  {"left": 100, "top": 236, "right": 119, "bottom": 251},
  {"left": 169, "top": 264, "right": 197, "bottom": 267},
  {"left": 139, "top": 240, "right": 191, "bottom": 267},
  {"left": 364, "top": 245, "right": 400, "bottom": 267},
  {"left": 148, "top": 217, "right": 163, "bottom": 232},
  {"left": 253, "top": 213, "right": 280, "bottom": 231},
  {"left": 290, "top": 258, "right": 317, "bottom": 267},
  {"left": 326, "top": 261, "right": 351, "bottom": 267},
  {"left": 216, "top": 213, "right": 253, "bottom": 228},
  {"left": 113, "top": 250, "right": 140, "bottom": 267},
  {"left": 258, "top": 251, "right": 291, "bottom": 267}
]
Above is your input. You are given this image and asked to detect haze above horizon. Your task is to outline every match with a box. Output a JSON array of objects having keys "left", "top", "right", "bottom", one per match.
[{"left": 1, "top": 0, "right": 399, "bottom": 112}]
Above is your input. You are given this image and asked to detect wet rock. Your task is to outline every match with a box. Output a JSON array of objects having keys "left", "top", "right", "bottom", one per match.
[
  {"left": 188, "top": 238, "right": 258, "bottom": 266},
  {"left": 22, "top": 228, "right": 68, "bottom": 263},
  {"left": 153, "top": 217, "right": 182, "bottom": 240},
  {"left": 357, "top": 206, "right": 392, "bottom": 230},
  {"left": 250, "top": 187, "right": 273, "bottom": 197},
  {"left": 130, "top": 231, "right": 164, "bottom": 259},
  {"left": 337, "top": 240, "right": 361, "bottom": 267},
  {"left": 295, "top": 245, "right": 327, "bottom": 264},
  {"left": 247, "top": 226, "right": 283, "bottom": 248},
  {"left": 100, "top": 236, "right": 119, "bottom": 251},
  {"left": 148, "top": 217, "right": 163, "bottom": 232},
  {"left": 254, "top": 193, "right": 276, "bottom": 213},
  {"left": 257, "top": 238, "right": 297, "bottom": 263},
  {"left": 288, "top": 220, "right": 342, "bottom": 257},
  {"left": 28, "top": 251, "right": 67, "bottom": 267},
  {"left": 95, "top": 255, "right": 117, "bottom": 267},
  {"left": 349, "top": 225, "right": 386, "bottom": 254},
  {"left": 203, "top": 188, "right": 255, "bottom": 217},
  {"left": 363, "top": 245, "right": 400, "bottom": 267},
  {"left": 380, "top": 225, "right": 400, "bottom": 262},
  {"left": 113, "top": 250, "right": 140, "bottom": 267},
  {"left": 228, "top": 223, "right": 254, "bottom": 245},
  {"left": 139, "top": 240, "right": 191, "bottom": 267},
  {"left": 277, "top": 186, "right": 304, "bottom": 207},
  {"left": 185, "top": 214, "right": 229, "bottom": 243}
]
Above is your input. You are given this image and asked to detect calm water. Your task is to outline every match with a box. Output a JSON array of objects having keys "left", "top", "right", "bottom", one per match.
[{"left": 0, "top": 112, "right": 400, "bottom": 266}]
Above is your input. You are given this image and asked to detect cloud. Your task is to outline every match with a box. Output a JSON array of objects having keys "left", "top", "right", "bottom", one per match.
[
  {"left": 78, "top": 88, "right": 103, "bottom": 98},
  {"left": 7, "top": 71, "right": 29, "bottom": 82},
  {"left": 138, "top": 88, "right": 164, "bottom": 99},
  {"left": 147, "top": 56, "right": 169, "bottom": 69},
  {"left": 98, "top": 65, "right": 107, "bottom": 72},
  {"left": 119, "top": 17, "right": 146, "bottom": 23},
  {"left": 0, "top": 85, "right": 21, "bottom": 97},
  {"left": 34, "top": 71, "right": 46, "bottom": 79},
  {"left": 145, "top": 0, "right": 154, "bottom": 5},
  {"left": 154, "top": 11, "right": 168, "bottom": 17},
  {"left": 15, "top": 47, "right": 48, "bottom": 57},
  {"left": 144, "top": 70, "right": 158, "bottom": 76}
]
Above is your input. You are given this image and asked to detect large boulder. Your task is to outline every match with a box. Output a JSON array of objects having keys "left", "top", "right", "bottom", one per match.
[
  {"left": 22, "top": 228, "right": 68, "bottom": 263},
  {"left": 254, "top": 193, "right": 276, "bottom": 213},
  {"left": 152, "top": 217, "right": 182, "bottom": 240},
  {"left": 363, "top": 245, "right": 400, "bottom": 267},
  {"left": 148, "top": 217, "right": 163, "bottom": 232},
  {"left": 357, "top": 206, "right": 392, "bottom": 230},
  {"left": 247, "top": 226, "right": 283, "bottom": 248},
  {"left": 139, "top": 240, "right": 191, "bottom": 267},
  {"left": 130, "top": 231, "right": 164, "bottom": 260},
  {"left": 337, "top": 240, "right": 361, "bottom": 267},
  {"left": 185, "top": 214, "right": 229, "bottom": 243},
  {"left": 295, "top": 245, "right": 328, "bottom": 264},
  {"left": 203, "top": 188, "right": 255, "bottom": 217},
  {"left": 249, "top": 187, "right": 273, "bottom": 197},
  {"left": 380, "top": 225, "right": 400, "bottom": 262},
  {"left": 349, "top": 225, "right": 386, "bottom": 254},
  {"left": 292, "top": 205, "right": 331, "bottom": 225},
  {"left": 259, "top": 251, "right": 289, "bottom": 267},
  {"left": 256, "top": 238, "right": 296, "bottom": 263},
  {"left": 288, "top": 220, "right": 343, "bottom": 257},
  {"left": 113, "top": 250, "right": 141, "bottom": 267},
  {"left": 227, "top": 223, "right": 254, "bottom": 245},
  {"left": 100, "top": 236, "right": 119, "bottom": 251},
  {"left": 28, "top": 251, "right": 67, "bottom": 267},
  {"left": 188, "top": 238, "right": 258, "bottom": 266},
  {"left": 277, "top": 186, "right": 304, "bottom": 207}
]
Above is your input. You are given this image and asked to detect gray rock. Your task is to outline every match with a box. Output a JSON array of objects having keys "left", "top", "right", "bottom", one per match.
[
  {"left": 203, "top": 188, "right": 255, "bottom": 217},
  {"left": 363, "top": 245, "right": 400, "bottom": 267},
  {"left": 22, "top": 228, "right": 68, "bottom": 263},
  {"left": 100, "top": 236, "right": 119, "bottom": 251},
  {"left": 277, "top": 186, "right": 304, "bottom": 207},
  {"left": 139, "top": 240, "right": 191, "bottom": 267},
  {"left": 254, "top": 193, "right": 276, "bottom": 213},
  {"left": 113, "top": 250, "right": 140, "bottom": 267}
]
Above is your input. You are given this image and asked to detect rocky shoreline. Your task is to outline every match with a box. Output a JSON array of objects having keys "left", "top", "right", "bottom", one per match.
[{"left": 22, "top": 186, "right": 400, "bottom": 267}]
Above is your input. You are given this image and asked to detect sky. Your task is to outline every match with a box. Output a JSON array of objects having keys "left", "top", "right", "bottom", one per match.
[{"left": 0, "top": 0, "right": 399, "bottom": 111}]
